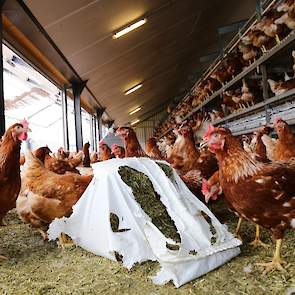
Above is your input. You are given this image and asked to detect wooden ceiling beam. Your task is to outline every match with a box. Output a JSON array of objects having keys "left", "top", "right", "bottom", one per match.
[
  {"left": 2, "top": 15, "right": 100, "bottom": 114},
  {"left": 3, "top": 16, "right": 67, "bottom": 86}
]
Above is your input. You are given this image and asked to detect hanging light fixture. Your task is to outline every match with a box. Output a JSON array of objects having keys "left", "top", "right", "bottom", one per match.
[
  {"left": 124, "top": 83, "right": 142, "bottom": 95},
  {"left": 131, "top": 119, "right": 140, "bottom": 126},
  {"left": 129, "top": 106, "right": 142, "bottom": 115},
  {"left": 113, "top": 18, "right": 147, "bottom": 39}
]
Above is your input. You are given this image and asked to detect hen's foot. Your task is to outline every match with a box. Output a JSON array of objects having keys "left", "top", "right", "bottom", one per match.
[
  {"left": 256, "top": 239, "right": 286, "bottom": 275},
  {"left": 262, "top": 45, "right": 267, "bottom": 53},
  {"left": 250, "top": 238, "right": 268, "bottom": 248},
  {"left": 250, "top": 225, "right": 268, "bottom": 248},
  {"left": 256, "top": 258, "right": 286, "bottom": 275},
  {"left": 58, "top": 233, "right": 74, "bottom": 249}
]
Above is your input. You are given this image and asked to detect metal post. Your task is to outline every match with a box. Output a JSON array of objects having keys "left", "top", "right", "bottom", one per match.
[
  {"left": 260, "top": 64, "right": 270, "bottom": 124},
  {"left": 61, "top": 88, "right": 69, "bottom": 150},
  {"left": 99, "top": 118, "right": 103, "bottom": 140},
  {"left": 0, "top": 1, "right": 5, "bottom": 137},
  {"left": 93, "top": 115, "right": 98, "bottom": 152},
  {"left": 90, "top": 114, "right": 94, "bottom": 152},
  {"left": 72, "top": 80, "right": 87, "bottom": 151},
  {"left": 96, "top": 108, "right": 105, "bottom": 141}
]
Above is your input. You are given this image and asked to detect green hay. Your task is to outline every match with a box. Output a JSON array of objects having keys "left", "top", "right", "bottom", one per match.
[
  {"left": 0, "top": 201, "right": 294, "bottom": 294},
  {"left": 156, "top": 162, "right": 174, "bottom": 180},
  {"left": 114, "top": 251, "right": 123, "bottom": 262},
  {"left": 110, "top": 213, "right": 120, "bottom": 232},
  {"left": 166, "top": 243, "right": 180, "bottom": 251},
  {"left": 118, "top": 166, "right": 181, "bottom": 245},
  {"left": 109, "top": 213, "right": 130, "bottom": 233},
  {"left": 201, "top": 211, "right": 217, "bottom": 245}
]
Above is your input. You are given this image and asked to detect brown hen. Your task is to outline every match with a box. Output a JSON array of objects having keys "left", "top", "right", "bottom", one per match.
[
  {"left": 98, "top": 141, "right": 112, "bottom": 161},
  {"left": 271, "top": 117, "right": 295, "bottom": 161},
  {"left": 111, "top": 144, "right": 125, "bottom": 159},
  {"left": 205, "top": 126, "right": 295, "bottom": 274},
  {"left": 82, "top": 142, "right": 91, "bottom": 167},
  {"left": 169, "top": 123, "right": 217, "bottom": 178},
  {"left": 34, "top": 147, "right": 82, "bottom": 174},
  {"left": 253, "top": 126, "right": 272, "bottom": 163},
  {"left": 17, "top": 152, "right": 92, "bottom": 242},
  {"left": 0, "top": 122, "right": 30, "bottom": 225},
  {"left": 145, "top": 137, "right": 164, "bottom": 160},
  {"left": 116, "top": 127, "right": 147, "bottom": 157}
]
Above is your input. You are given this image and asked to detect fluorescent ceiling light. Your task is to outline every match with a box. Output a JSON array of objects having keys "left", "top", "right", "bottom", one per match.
[
  {"left": 129, "top": 107, "right": 142, "bottom": 115},
  {"left": 131, "top": 119, "right": 140, "bottom": 126},
  {"left": 125, "top": 84, "right": 142, "bottom": 95},
  {"left": 113, "top": 18, "right": 147, "bottom": 39}
]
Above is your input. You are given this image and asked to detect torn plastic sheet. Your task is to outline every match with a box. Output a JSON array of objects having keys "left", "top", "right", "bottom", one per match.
[{"left": 48, "top": 158, "right": 241, "bottom": 287}]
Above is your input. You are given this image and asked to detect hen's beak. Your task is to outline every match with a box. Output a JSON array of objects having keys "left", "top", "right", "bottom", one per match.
[
  {"left": 205, "top": 193, "right": 211, "bottom": 203},
  {"left": 199, "top": 141, "right": 208, "bottom": 149},
  {"left": 23, "top": 127, "right": 32, "bottom": 132}
]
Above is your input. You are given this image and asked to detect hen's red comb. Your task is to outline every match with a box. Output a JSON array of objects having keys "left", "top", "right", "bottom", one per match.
[
  {"left": 274, "top": 117, "right": 282, "bottom": 124},
  {"left": 20, "top": 118, "right": 29, "bottom": 128},
  {"left": 201, "top": 179, "right": 209, "bottom": 195},
  {"left": 203, "top": 124, "right": 215, "bottom": 141},
  {"left": 111, "top": 144, "right": 118, "bottom": 151},
  {"left": 99, "top": 140, "right": 106, "bottom": 146}
]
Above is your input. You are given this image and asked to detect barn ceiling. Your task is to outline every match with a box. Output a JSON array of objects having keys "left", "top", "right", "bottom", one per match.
[{"left": 13, "top": 0, "right": 256, "bottom": 125}]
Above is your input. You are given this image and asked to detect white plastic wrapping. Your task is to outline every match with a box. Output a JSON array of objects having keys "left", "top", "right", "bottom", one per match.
[{"left": 48, "top": 158, "right": 241, "bottom": 287}]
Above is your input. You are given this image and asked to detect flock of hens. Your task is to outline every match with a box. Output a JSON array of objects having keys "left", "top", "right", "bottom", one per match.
[
  {"left": 0, "top": 0, "right": 295, "bottom": 282},
  {"left": 0, "top": 116, "right": 295, "bottom": 276},
  {"left": 154, "top": 0, "right": 295, "bottom": 138}
]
